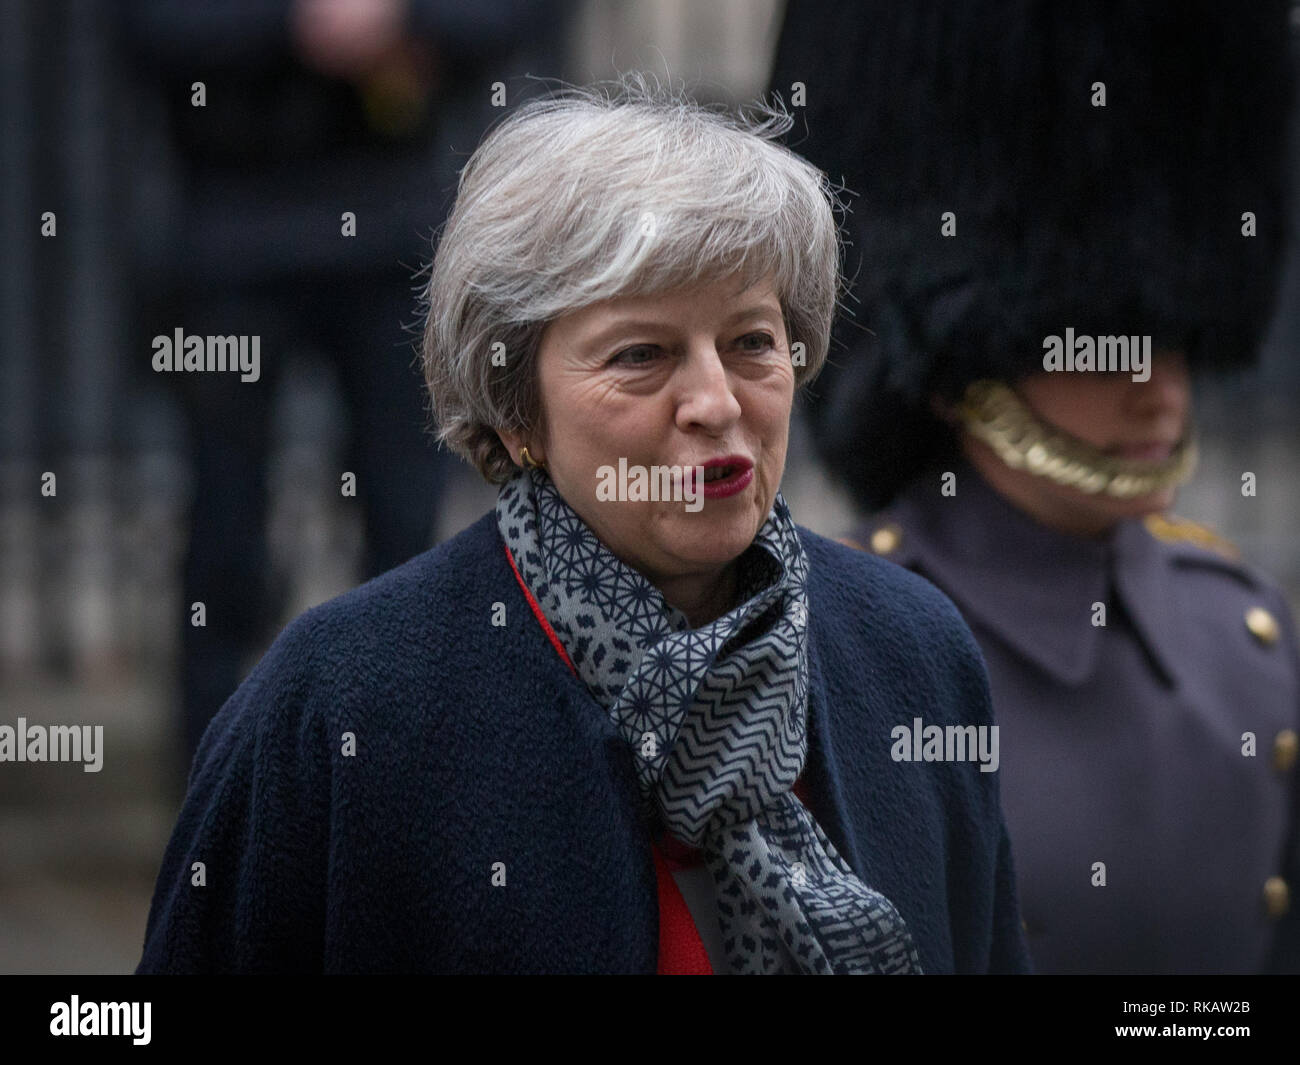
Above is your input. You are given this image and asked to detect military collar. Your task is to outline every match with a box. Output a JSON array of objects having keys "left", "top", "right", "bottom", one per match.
[
  {"left": 850, "top": 464, "right": 1185, "bottom": 688},
  {"left": 1108, "top": 517, "right": 1186, "bottom": 689}
]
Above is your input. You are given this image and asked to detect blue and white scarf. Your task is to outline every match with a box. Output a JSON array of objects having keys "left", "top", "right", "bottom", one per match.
[{"left": 497, "top": 467, "right": 921, "bottom": 974}]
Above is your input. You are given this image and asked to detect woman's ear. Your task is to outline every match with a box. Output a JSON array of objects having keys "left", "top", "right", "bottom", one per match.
[
  {"left": 496, "top": 422, "right": 547, "bottom": 468},
  {"left": 496, "top": 428, "right": 527, "bottom": 467}
]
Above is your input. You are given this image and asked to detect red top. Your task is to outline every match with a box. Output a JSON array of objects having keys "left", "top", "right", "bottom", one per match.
[
  {"left": 651, "top": 776, "right": 814, "bottom": 974},
  {"left": 504, "top": 542, "right": 813, "bottom": 975}
]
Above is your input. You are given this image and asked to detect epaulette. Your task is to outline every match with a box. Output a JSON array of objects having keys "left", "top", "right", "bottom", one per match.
[{"left": 1143, "top": 513, "right": 1241, "bottom": 561}]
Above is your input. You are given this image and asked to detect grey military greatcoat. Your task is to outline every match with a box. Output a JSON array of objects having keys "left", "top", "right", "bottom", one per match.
[{"left": 847, "top": 462, "right": 1300, "bottom": 973}]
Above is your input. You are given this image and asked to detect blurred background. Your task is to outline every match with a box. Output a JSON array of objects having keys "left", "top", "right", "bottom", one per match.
[{"left": 0, "top": 0, "right": 1297, "bottom": 973}]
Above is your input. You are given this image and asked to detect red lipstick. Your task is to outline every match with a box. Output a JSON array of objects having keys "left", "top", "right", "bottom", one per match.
[{"left": 695, "top": 456, "right": 754, "bottom": 499}]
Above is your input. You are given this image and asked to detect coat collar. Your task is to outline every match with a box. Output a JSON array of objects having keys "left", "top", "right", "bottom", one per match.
[{"left": 852, "top": 463, "right": 1185, "bottom": 689}]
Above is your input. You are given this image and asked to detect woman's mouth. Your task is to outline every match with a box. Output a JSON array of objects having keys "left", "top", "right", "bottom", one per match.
[{"left": 697, "top": 457, "right": 754, "bottom": 499}]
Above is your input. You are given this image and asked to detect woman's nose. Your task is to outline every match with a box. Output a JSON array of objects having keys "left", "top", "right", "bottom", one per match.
[{"left": 675, "top": 346, "right": 743, "bottom": 433}]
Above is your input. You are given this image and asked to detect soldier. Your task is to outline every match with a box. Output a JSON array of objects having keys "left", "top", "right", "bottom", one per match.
[{"left": 771, "top": 1, "right": 1300, "bottom": 972}]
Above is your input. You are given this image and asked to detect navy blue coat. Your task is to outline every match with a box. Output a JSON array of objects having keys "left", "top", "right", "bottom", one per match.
[{"left": 137, "top": 512, "right": 1031, "bottom": 974}]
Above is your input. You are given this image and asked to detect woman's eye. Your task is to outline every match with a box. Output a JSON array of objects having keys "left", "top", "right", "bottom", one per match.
[
  {"left": 611, "top": 345, "right": 658, "bottom": 366},
  {"left": 739, "top": 332, "right": 776, "bottom": 352}
]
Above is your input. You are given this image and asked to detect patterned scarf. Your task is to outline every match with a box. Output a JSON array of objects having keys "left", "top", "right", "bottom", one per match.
[{"left": 497, "top": 468, "right": 922, "bottom": 974}]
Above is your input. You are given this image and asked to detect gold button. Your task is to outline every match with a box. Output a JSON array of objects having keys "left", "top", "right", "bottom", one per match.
[
  {"left": 1245, "top": 606, "right": 1279, "bottom": 646},
  {"left": 1263, "top": 876, "right": 1290, "bottom": 920},
  {"left": 1274, "top": 729, "right": 1299, "bottom": 774},
  {"left": 870, "top": 523, "right": 902, "bottom": 555}
]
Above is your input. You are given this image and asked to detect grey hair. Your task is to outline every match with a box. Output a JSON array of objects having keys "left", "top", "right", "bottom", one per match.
[{"left": 421, "top": 73, "right": 847, "bottom": 483}]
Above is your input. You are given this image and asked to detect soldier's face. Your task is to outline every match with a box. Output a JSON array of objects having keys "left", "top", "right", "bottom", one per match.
[{"left": 1014, "top": 349, "right": 1192, "bottom": 522}]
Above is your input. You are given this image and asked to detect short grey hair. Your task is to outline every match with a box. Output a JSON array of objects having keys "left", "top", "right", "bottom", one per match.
[{"left": 421, "top": 74, "right": 846, "bottom": 483}]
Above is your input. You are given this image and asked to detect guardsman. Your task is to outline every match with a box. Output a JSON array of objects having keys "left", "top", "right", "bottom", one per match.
[{"left": 771, "top": 0, "right": 1300, "bottom": 972}]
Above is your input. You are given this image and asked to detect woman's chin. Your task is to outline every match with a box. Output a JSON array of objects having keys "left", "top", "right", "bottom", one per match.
[{"left": 658, "top": 516, "right": 760, "bottom": 569}]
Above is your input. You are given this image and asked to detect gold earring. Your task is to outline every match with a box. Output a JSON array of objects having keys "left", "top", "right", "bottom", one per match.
[{"left": 520, "top": 446, "right": 544, "bottom": 470}]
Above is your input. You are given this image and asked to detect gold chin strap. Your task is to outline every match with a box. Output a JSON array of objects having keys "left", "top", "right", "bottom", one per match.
[{"left": 956, "top": 379, "right": 1197, "bottom": 499}]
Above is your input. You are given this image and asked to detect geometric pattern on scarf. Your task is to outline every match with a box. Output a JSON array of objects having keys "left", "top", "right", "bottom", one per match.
[{"left": 496, "top": 468, "right": 923, "bottom": 974}]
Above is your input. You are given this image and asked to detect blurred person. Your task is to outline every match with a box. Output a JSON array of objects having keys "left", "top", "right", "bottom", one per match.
[
  {"left": 771, "top": 0, "right": 1300, "bottom": 972},
  {"left": 136, "top": 78, "right": 1029, "bottom": 974},
  {"left": 122, "top": 0, "right": 569, "bottom": 767}
]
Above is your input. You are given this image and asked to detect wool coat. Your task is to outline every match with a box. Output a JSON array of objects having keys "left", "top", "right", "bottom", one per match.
[{"left": 137, "top": 512, "right": 1031, "bottom": 973}]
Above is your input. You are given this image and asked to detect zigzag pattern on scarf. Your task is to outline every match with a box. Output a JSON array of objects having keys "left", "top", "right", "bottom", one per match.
[{"left": 658, "top": 636, "right": 807, "bottom": 842}]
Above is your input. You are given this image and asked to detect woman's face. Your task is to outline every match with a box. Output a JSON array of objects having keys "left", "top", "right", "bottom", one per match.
[
  {"left": 967, "top": 349, "right": 1193, "bottom": 533},
  {"left": 502, "top": 274, "right": 795, "bottom": 597}
]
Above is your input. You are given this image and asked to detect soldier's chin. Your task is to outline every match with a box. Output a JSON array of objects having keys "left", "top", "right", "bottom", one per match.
[{"left": 1059, "top": 480, "right": 1176, "bottom": 521}]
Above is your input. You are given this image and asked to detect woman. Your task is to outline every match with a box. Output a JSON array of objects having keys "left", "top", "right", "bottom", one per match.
[
  {"left": 136, "top": 78, "right": 1029, "bottom": 974},
  {"left": 773, "top": 2, "right": 1300, "bottom": 972}
]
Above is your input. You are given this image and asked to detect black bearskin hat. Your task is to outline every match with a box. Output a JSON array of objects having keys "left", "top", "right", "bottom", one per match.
[{"left": 770, "top": 0, "right": 1295, "bottom": 509}]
